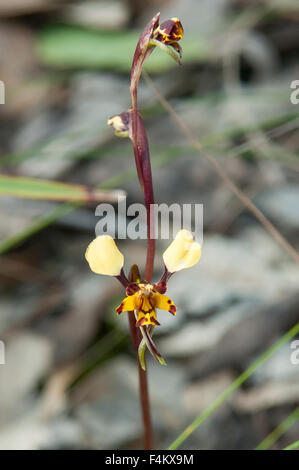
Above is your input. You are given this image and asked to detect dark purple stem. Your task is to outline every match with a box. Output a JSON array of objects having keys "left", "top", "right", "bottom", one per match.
[
  {"left": 130, "top": 109, "right": 155, "bottom": 281},
  {"left": 159, "top": 266, "right": 173, "bottom": 284},
  {"left": 126, "top": 14, "right": 160, "bottom": 450},
  {"left": 129, "top": 14, "right": 159, "bottom": 283},
  {"left": 115, "top": 268, "right": 130, "bottom": 288}
]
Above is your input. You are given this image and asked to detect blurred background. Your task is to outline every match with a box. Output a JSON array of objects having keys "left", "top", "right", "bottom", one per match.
[{"left": 0, "top": 0, "right": 299, "bottom": 450}]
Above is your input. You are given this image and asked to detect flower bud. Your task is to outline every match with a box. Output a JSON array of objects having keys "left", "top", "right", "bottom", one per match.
[
  {"left": 153, "top": 18, "right": 184, "bottom": 45},
  {"left": 85, "top": 235, "right": 124, "bottom": 276},
  {"left": 163, "top": 229, "right": 201, "bottom": 273},
  {"left": 107, "top": 112, "right": 131, "bottom": 138}
]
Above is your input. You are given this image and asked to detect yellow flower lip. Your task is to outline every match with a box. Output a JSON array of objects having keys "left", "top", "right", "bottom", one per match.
[
  {"left": 85, "top": 235, "right": 124, "bottom": 276},
  {"left": 162, "top": 229, "right": 202, "bottom": 273},
  {"left": 116, "top": 282, "right": 177, "bottom": 326}
]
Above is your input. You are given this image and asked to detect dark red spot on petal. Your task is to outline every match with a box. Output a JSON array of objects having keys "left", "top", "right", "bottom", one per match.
[
  {"left": 126, "top": 283, "right": 140, "bottom": 296},
  {"left": 150, "top": 316, "right": 161, "bottom": 326},
  {"left": 169, "top": 305, "right": 176, "bottom": 315},
  {"left": 116, "top": 303, "right": 123, "bottom": 315},
  {"left": 167, "top": 299, "right": 171, "bottom": 304},
  {"left": 136, "top": 317, "right": 147, "bottom": 327}
]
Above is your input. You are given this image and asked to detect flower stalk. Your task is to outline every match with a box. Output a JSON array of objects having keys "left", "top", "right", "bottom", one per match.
[
  {"left": 86, "top": 13, "right": 188, "bottom": 450},
  {"left": 129, "top": 14, "right": 160, "bottom": 282}
]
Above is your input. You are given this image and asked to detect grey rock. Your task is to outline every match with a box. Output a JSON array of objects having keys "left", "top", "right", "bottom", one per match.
[
  {"left": 190, "top": 292, "right": 299, "bottom": 380},
  {"left": 72, "top": 357, "right": 142, "bottom": 448},
  {"left": 0, "top": 410, "right": 83, "bottom": 450},
  {"left": 159, "top": 301, "right": 258, "bottom": 358},
  {"left": 64, "top": 1, "right": 129, "bottom": 30},
  {"left": 0, "top": 284, "right": 45, "bottom": 334},
  {"left": 165, "top": 228, "right": 299, "bottom": 318},
  {"left": 235, "top": 381, "right": 299, "bottom": 413},
  {"left": 251, "top": 343, "right": 299, "bottom": 384},
  {"left": 257, "top": 184, "right": 299, "bottom": 231},
  {"left": 0, "top": 333, "right": 53, "bottom": 424},
  {"left": 72, "top": 356, "right": 187, "bottom": 447}
]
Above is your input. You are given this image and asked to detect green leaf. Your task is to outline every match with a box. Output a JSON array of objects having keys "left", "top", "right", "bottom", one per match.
[
  {"left": 138, "top": 339, "right": 147, "bottom": 371},
  {"left": 139, "top": 325, "right": 167, "bottom": 368},
  {"left": 0, "top": 174, "right": 123, "bottom": 202},
  {"left": 37, "top": 25, "right": 209, "bottom": 73}
]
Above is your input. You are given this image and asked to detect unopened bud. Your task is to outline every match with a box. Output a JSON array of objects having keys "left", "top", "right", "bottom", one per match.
[
  {"left": 153, "top": 18, "right": 184, "bottom": 45},
  {"left": 108, "top": 111, "right": 131, "bottom": 138}
]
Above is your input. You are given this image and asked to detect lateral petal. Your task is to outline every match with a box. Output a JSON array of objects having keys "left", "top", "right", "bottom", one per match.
[
  {"left": 116, "top": 293, "right": 138, "bottom": 315},
  {"left": 153, "top": 293, "right": 177, "bottom": 316}
]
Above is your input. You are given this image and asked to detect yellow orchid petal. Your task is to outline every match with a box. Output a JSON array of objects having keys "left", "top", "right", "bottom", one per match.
[
  {"left": 162, "top": 229, "right": 202, "bottom": 273},
  {"left": 116, "top": 292, "right": 138, "bottom": 315},
  {"left": 153, "top": 293, "right": 177, "bottom": 315},
  {"left": 116, "top": 290, "right": 160, "bottom": 326},
  {"left": 85, "top": 235, "right": 124, "bottom": 276}
]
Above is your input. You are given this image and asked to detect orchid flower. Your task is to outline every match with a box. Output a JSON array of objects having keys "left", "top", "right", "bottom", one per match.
[{"left": 85, "top": 230, "right": 201, "bottom": 367}]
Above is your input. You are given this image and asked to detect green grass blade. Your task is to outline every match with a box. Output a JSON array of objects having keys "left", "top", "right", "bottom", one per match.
[
  {"left": 283, "top": 440, "right": 299, "bottom": 451},
  {"left": 255, "top": 406, "right": 299, "bottom": 450},
  {"left": 0, "top": 168, "right": 136, "bottom": 254},
  {"left": 0, "top": 174, "right": 122, "bottom": 202},
  {"left": 168, "top": 323, "right": 299, "bottom": 450}
]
